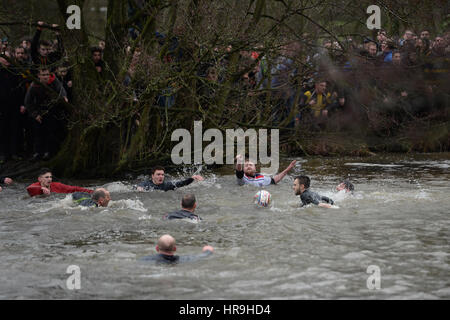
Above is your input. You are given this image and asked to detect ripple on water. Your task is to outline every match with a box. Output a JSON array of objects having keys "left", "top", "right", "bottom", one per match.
[{"left": 0, "top": 155, "right": 449, "bottom": 299}]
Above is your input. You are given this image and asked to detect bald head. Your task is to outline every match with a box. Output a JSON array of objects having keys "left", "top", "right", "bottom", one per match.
[
  {"left": 92, "top": 188, "right": 111, "bottom": 207},
  {"left": 157, "top": 234, "right": 176, "bottom": 254}
]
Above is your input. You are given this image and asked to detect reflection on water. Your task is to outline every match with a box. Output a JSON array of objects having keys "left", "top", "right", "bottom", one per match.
[{"left": 0, "top": 153, "right": 449, "bottom": 299}]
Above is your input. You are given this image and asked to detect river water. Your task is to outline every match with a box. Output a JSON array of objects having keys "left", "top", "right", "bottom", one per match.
[{"left": 0, "top": 153, "right": 449, "bottom": 299}]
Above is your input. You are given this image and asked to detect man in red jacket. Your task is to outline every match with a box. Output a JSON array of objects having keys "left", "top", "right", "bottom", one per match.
[{"left": 27, "top": 168, "right": 93, "bottom": 197}]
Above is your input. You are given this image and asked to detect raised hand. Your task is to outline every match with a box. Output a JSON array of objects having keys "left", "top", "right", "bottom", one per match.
[
  {"left": 286, "top": 160, "right": 297, "bottom": 171},
  {"left": 235, "top": 154, "right": 244, "bottom": 171}
]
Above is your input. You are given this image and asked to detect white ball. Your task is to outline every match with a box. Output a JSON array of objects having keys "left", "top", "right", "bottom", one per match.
[{"left": 254, "top": 190, "right": 271, "bottom": 207}]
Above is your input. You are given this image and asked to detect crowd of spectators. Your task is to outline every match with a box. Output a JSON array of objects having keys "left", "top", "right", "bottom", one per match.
[{"left": 1, "top": 21, "right": 449, "bottom": 164}]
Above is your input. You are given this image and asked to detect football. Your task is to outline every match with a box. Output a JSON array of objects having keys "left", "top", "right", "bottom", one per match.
[{"left": 254, "top": 190, "right": 271, "bottom": 207}]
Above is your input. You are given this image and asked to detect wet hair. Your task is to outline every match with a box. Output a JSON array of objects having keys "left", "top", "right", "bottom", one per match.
[
  {"left": 37, "top": 66, "right": 51, "bottom": 74},
  {"left": 39, "top": 40, "right": 51, "bottom": 47},
  {"left": 315, "top": 78, "right": 327, "bottom": 85},
  {"left": 151, "top": 166, "right": 165, "bottom": 175},
  {"left": 91, "top": 46, "right": 102, "bottom": 54},
  {"left": 181, "top": 194, "right": 196, "bottom": 209},
  {"left": 295, "top": 175, "right": 310, "bottom": 189},
  {"left": 341, "top": 180, "right": 355, "bottom": 191},
  {"left": 92, "top": 189, "right": 106, "bottom": 202},
  {"left": 38, "top": 168, "right": 52, "bottom": 177}
]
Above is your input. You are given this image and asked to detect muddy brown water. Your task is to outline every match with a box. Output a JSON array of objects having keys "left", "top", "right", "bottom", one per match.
[{"left": 0, "top": 153, "right": 449, "bottom": 299}]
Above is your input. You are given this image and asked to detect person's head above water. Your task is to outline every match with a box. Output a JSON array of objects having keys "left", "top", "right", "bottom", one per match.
[
  {"left": 155, "top": 234, "right": 214, "bottom": 256},
  {"left": 151, "top": 166, "right": 166, "bottom": 185},
  {"left": 336, "top": 180, "right": 354, "bottom": 193},
  {"left": 293, "top": 175, "right": 310, "bottom": 195},
  {"left": 156, "top": 234, "right": 176, "bottom": 255},
  {"left": 236, "top": 154, "right": 257, "bottom": 176},
  {"left": 92, "top": 188, "right": 111, "bottom": 207},
  {"left": 244, "top": 159, "right": 257, "bottom": 176},
  {"left": 181, "top": 193, "right": 196, "bottom": 212},
  {"left": 37, "top": 168, "right": 53, "bottom": 188}
]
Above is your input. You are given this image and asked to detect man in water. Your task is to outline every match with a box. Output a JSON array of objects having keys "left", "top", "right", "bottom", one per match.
[
  {"left": 140, "top": 234, "right": 214, "bottom": 264},
  {"left": 0, "top": 176, "right": 13, "bottom": 192},
  {"left": 235, "top": 154, "right": 297, "bottom": 187},
  {"left": 136, "top": 166, "right": 204, "bottom": 191},
  {"left": 163, "top": 193, "right": 201, "bottom": 221},
  {"left": 293, "top": 175, "right": 334, "bottom": 208},
  {"left": 336, "top": 180, "right": 354, "bottom": 193},
  {"left": 72, "top": 188, "right": 111, "bottom": 207},
  {"left": 26, "top": 168, "right": 93, "bottom": 197}
]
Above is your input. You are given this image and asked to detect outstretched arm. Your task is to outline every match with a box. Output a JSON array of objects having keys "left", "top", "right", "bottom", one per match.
[
  {"left": 272, "top": 160, "right": 297, "bottom": 184},
  {"left": 30, "top": 22, "right": 44, "bottom": 64}
]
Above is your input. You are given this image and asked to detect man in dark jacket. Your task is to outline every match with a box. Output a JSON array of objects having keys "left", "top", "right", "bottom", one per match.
[
  {"left": 293, "top": 175, "right": 334, "bottom": 208},
  {"left": 140, "top": 234, "right": 214, "bottom": 264},
  {"left": 163, "top": 193, "right": 201, "bottom": 221},
  {"left": 24, "top": 67, "right": 68, "bottom": 160},
  {"left": 30, "top": 21, "right": 64, "bottom": 69},
  {"left": 136, "top": 166, "right": 204, "bottom": 191},
  {"left": 0, "top": 55, "right": 25, "bottom": 162}
]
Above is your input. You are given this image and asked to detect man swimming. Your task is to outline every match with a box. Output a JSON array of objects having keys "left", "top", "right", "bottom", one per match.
[
  {"left": 235, "top": 154, "right": 297, "bottom": 187},
  {"left": 163, "top": 193, "right": 201, "bottom": 221},
  {"left": 140, "top": 234, "right": 214, "bottom": 264},
  {"left": 136, "top": 166, "right": 204, "bottom": 191},
  {"left": 72, "top": 188, "right": 111, "bottom": 207},
  {"left": 27, "top": 168, "right": 93, "bottom": 197},
  {"left": 336, "top": 180, "right": 355, "bottom": 193},
  {"left": 293, "top": 175, "right": 334, "bottom": 208}
]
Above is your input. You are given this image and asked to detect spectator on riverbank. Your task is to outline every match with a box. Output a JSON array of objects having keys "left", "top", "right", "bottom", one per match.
[
  {"left": 399, "top": 30, "right": 414, "bottom": 47},
  {"left": 297, "top": 79, "right": 346, "bottom": 122},
  {"left": 0, "top": 54, "right": 26, "bottom": 162},
  {"left": 91, "top": 46, "right": 104, "bottom": 74},
  {"left": 24, "top": 66, "right": 68, "bottom": 160},
  {"left": 31, "top": 21, "right": 64, "bottom": 70},
  {"left": 13, "top": 47, "right": 33, "bottom": 158},
  {"left": 56, "top": 64, "right": 73, "bottom": 102}
]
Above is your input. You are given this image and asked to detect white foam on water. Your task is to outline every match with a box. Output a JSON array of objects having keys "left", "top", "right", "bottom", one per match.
[
  {"left": 401, "top": 160, "right": 450, "bottom": 169},
  {"left": 344, "top": 163, "right": 403, "bottom": 168},
  {"left": 108, "top": 199, "right": 148, "bottom": 212},
  {"left": 101, "top": 182, "right": 133, "bottom": 193},
  {"left": 268, "top": 205, "right": 284, "bottom": 212},
  {"left": 29, "top": 194, "right": 79, "bottom": 213},
  {"left": 331, "top": 190, "right": 351, "bottom": 202}
]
